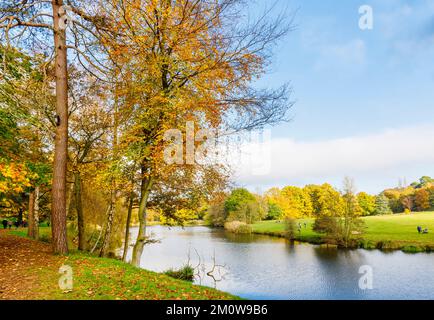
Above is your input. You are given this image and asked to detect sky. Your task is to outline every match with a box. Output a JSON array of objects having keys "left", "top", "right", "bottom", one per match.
[{"left": 231, "top": 0, "right": 434, "bottom": 194}]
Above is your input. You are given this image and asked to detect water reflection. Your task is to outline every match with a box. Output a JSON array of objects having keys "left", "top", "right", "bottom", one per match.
[{"left": 124, "top": 226, "right": 434, "bottom": 300}]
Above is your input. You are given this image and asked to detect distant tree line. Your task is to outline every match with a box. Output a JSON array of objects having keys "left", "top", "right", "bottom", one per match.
[{"left": 206, "top": 176, "right": 434, "bottom": 237}]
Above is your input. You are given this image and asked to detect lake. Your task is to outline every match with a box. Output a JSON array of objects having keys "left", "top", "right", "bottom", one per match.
[{"left": 124, "top": 226, "right": 434, "bottom": 300}]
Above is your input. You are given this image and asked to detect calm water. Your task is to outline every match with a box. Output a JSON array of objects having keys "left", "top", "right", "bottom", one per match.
[{"left": 125, "top": 226, "right": 434, "bottom": 300}]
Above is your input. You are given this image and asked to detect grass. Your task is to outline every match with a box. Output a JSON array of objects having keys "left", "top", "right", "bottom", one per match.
[
  {"left": 9, "top": 229, "right": 239, "bottom": 300},
  {"left": 164, "top": 265, "right": 195, "bottom": 282},
  {"left": 10, "top": 226, "right": 51, "bottom": 241},
  {"left": 252, "top": 212, "right": 434, "bottom": 252},
  {"left": 38, "top": 252, "right": 239, "bottom": 300},
  {"left": 252, "top": 218, "right": 323, "bottom": 243}
]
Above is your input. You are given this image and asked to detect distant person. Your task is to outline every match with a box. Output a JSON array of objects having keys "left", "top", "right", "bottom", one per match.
[
  {"left": 7, "top": 221, "right": 12, "bottom": 229},
  {"left": 2, "top": 219, "right": 7, "bottom": 229},
  {"left": 417, "top": 226, "right": 422, "bottom": 234},
  {"left": 14, "top": 221, "right": 19, "bottom": 229},
  {"left": 304, "top": 222, "right": 307, "bottom": 228}
]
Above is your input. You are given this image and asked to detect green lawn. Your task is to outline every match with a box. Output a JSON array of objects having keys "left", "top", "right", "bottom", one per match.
[
  {"left": 39, "top": 252, "right": 239, "bottom": 300},
  {"left": 252, "top": 212, "right": 434, "bottom": 252},
  {"left": 8, "top": 229, "right": 239, "bottom": 300}
]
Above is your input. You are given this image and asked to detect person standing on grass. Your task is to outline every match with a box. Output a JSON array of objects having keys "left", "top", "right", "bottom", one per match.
[
  {"left": 417, "top": 226, "right": 422, "bottom": 234},
  {"left": 7, "top": 221, "right": 12, "bottom": 229},
  {"left": 2, "top": 219, "right": 7, "bottom": 229}
]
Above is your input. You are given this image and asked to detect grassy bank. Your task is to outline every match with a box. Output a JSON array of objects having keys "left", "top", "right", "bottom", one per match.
[
  {"left": 39, "top": 252, "right": 239, "bottom": 300},
  {"left": 6, "top": 230, "right": 238, "bottom": 300},
  {"left": 252, "top": 212, "right": 434, "bottom": 253}
]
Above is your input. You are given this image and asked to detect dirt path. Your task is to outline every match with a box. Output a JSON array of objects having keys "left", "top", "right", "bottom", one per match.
[{"left": 0, "top": 229, "right": 64, "bottom": 300}]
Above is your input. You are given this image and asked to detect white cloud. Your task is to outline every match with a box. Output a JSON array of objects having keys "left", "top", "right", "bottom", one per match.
[
  {"left": 227, "top": 125, "right": 434, "bottom": 192},
  {"left": 316, "top": 39, "right": 366, "bottom": 68},
  {"left": 299, "top": 17, "right": 366, "bottom": 71}
]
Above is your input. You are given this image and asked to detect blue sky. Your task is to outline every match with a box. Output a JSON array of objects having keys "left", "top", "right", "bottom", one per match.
[{"left": 234, "top": 0, "right": 434, "bottom": 194}]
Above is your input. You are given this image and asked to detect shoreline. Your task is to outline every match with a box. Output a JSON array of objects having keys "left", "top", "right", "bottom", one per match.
[
  {"left": 144, "top": 220, "right": 434, "bottom": 253},
  {"left": 251, "top": 229, "right": 434, "bottom": 254}
]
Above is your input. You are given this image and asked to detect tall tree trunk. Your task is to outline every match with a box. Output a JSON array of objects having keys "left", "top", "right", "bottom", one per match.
[
  {"left": 27, "top": 190, "right": 35, "bottom": 238},
  {"left": 66, "top": 178, "right": 75, "bottom": 218},
  {"left": 122, "top": 191, "right": 134, "bottom": 262},
  {"left": 51, "top": 0, "right": 69, "bottom": 255},
  {"left": 74, "top": 171, "right": 85, "bottom": 251},
  {"left": 131, "top": 172, "right": 154, "bottom": 267}
]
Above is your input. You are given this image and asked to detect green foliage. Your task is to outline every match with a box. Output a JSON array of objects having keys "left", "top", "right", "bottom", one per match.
[
  {"left": 224, "top": 188, "right": 255, "bottom": 213},
  {"left": 265, "top": 202, "right": 283, "bottom": 220},
  {"left": 374, "top": 194, "right": 393, "bottom": 215},
  {"left": 206, "top": 199, "right": 226, "bottom": 227},
  {"left": 164, "top": 265, "right": 195, "bottom": 282},
  {"left": 411, "top": 176, "right": 434, "bottom": 189},
  {"left": 311, "top": 178, "right": 364, "bottom": 248},
  {"left": 26, "top": 162, "right": 51, "bottom": 187},
  {"left": 383, "top": 190, "right": 403, "bottom": 213},
  {"left": 0, "top": 109, "right": 19, "bottom": 159},
  {"left": 224, "top": 188, "right": 262, "bottom": 224}
]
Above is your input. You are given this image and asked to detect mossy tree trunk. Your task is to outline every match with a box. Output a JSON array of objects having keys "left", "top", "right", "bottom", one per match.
[{"left": 131, "top": 170, "right": 154, "bottom": 267}]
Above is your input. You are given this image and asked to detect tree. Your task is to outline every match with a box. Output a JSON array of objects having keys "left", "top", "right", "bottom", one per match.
[
  {"left": 357, "top": 192, "right": 376, "bottom": 216},
  {"left": 102, "top": 0, "right": 294, "bottom": 266},
  {"left": 305, "top": 184, "right": 344, "bottom": 217},
  {"left": 26, "top": 163, "right": 51, "bottom": 240},
  {"left": 429, "top": 187, "right": 434, "bottom": 210},
  {"left": 399, "top": 189, "right": 415, "bottom": 213},
  {"left": 281, "top": 186, "right": 313, "bottom": 218},
  {"left": 340, "top": 177, "right": 364, "bottom": 247},
  {"left": 264, "top": 188, "right": 287, "bottom": 219},
  {"left": 68, "top": 72, "right": 112, "bottom": 251},
  {"left": 313, "top": 178, "right": 363, "bottom": 247},
  {"left": 206, "top": 193, "right": 227, "bottom": 227},
  {"left": 224, "top": 188, "right": 261, "bottom": 224},
  {"left": 374, "top": 193, "right": 392, "bottom": 216},
  {"left": 1, "top": 0, "right": 116, "bottom": 254},
  {"left": 412, "top": 176, "right": 434, "bottom": 189},
  {"left": 1, "top": 46, "right": 51, "bottom": 235},
  {"left": 383, "top": 189, "right": 404, "bottom": 213},
  {"left": 265, "top": 202, "right": 283, "bottom": 220},
  {"left": 414, "top": 189, "right": 430, "bottom": 212}
]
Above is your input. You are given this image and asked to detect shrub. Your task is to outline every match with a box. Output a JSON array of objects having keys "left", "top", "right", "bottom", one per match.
[
  {"left": 224, "top": 221, "right": 252, "bottom": 234},
  {"left": 164, "top": 265, "right": 195, "bottom": 282},
  {"left": 265, "top": 203, "right": 283, "bottom": 220},
  {"left": 39, "top": 233, "right": 50, "bottom": 243}
]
